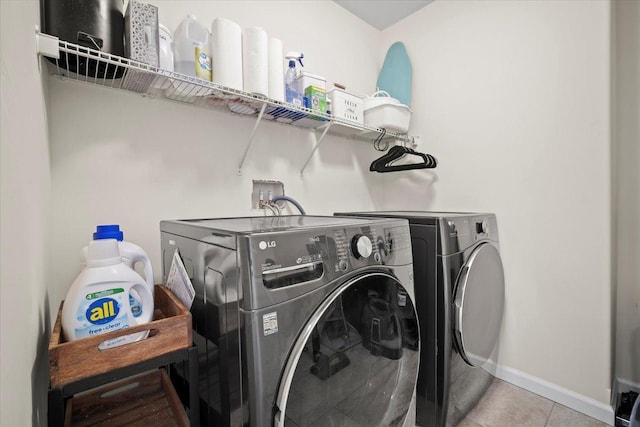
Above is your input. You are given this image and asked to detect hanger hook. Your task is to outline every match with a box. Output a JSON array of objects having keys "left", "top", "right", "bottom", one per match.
[{"left": 373, "top": 128, "right": 388, "bottom": 151}]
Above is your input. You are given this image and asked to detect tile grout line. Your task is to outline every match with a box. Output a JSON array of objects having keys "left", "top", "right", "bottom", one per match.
[{"left": 543, "top": 403, "right": 556, "bottom": 427}]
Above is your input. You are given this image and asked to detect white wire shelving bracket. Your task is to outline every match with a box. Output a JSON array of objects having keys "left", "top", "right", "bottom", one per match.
[
  {"left": 35, "top": 33, "right": 415, "bottom": 175},
  {"left": 300, "top": 122, "right": 333, "bottom": 178},
  {"left": 237, "top": 103, "right": 267, "bottom": 175}
]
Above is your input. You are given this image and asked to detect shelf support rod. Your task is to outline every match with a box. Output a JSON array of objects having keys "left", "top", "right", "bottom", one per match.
[
  {"left": 238, "top": 103, "right": 268, "bottom": 175},
  {"left": 300, "top": 122, "right": 333, "bottom": 178}
]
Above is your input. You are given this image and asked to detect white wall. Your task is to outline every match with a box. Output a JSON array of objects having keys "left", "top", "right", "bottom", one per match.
[
  {"left": 380, "top": 0, "right": 612, "bottom": 407},
  {"left": 0, "top": 1, "right": 51, "bottom": 426},
  {"left": 613, "top": 0, "right": 640, "bottom": 386},
  {"left": 48, "top": 1, "right": 385, "bottom": 308}
]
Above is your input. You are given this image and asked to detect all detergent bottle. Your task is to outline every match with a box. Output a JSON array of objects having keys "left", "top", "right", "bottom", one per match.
[
  {"left": 84, "top": 225, "right": 155, "bottom": 294},
  {"left": 81, "top": 225, "right": 154, "bottom": 319},
  {"left": 62, "top": 239, "right": 154, "bottom": 348}
]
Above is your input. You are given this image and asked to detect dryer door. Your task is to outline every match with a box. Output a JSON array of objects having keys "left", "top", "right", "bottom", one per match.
[
  {"left": 274, "top": 272, "right": 420, "bottom": 427},
  {"left": 453, "top": 243, "right": 505, "bottom": 367}
]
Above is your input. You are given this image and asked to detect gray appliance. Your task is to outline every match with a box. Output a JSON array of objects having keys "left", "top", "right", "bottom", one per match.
[
  {"left": 336, "top": 212, "right": 505, "bottom": 427},
  {"left": 160, "top": 216, "right": 421, "bottom": 427}
]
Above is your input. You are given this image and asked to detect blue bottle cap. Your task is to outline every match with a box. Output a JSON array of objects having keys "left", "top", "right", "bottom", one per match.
[{"left": 93, "top": 224, "right": 124, "bottom": 241}]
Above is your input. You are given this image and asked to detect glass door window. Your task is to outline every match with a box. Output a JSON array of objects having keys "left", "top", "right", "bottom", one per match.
[{"left": 276, "top": 273, "right": 420, "bottom": 427}]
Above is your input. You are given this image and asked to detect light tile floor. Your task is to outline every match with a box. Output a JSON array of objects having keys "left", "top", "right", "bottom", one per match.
[{"left": 457, "top": 379, "right": 609, "bottom": 427}]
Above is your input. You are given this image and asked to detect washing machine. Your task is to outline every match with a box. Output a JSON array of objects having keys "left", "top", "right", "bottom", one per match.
[
  {"left": 160, "top": 215, "right": 421, "bottom": 427},
  {"left": 336, "top": 212, "right": 505, "bottom": 427}
]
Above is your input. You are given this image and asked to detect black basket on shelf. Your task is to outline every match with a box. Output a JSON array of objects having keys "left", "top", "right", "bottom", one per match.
[{"left": 41, "top": 0, "right": 126, "bottom": 79}]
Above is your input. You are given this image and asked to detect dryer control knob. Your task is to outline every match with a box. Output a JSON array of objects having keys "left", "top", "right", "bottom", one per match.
[
  {"left": 476, "top": 220, "right": 489, "bottom": 234},
  {"left": 351, "top": 235, "right": 373, "bottom": 259}
]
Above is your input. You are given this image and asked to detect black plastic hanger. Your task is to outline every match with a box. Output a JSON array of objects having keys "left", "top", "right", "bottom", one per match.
[{"left": 369, "top": 145, "right": 438, "bottom": 173}]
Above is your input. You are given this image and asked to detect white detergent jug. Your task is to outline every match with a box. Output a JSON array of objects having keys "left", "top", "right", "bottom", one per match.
[
  {"left": 62, "top": 239, "right": 154, "bottom": 348},
  {"left": 81, "top": 225, "right": 154, "bottom": 319},
  {"left": 83, "top": 225, "right": 154, "bottom": 294},
  {"left": 173, "top": 14, "right": 211, "bottom": 81}
]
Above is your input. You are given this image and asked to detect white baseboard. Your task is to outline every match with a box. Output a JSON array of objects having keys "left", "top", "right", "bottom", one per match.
[{"left": 486, "top": 362, "right": 615, "bottom": 426}]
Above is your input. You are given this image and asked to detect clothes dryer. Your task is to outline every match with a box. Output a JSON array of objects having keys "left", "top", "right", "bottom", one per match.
[
  {"left": 160, "top": 215, "right": 421, "bottom": 427},
  {"left": 336, "top": 212, "right": 505, "bottom": 427}
]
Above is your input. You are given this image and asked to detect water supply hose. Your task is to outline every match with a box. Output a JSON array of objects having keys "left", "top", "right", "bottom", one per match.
[{"left": 272, "top": 196, "right": 306, "bottom": 215}]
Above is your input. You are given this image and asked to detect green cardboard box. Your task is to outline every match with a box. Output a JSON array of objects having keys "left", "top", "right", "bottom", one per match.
[{"left": 304, "top": 85, "right": 327, "bottom": 114}]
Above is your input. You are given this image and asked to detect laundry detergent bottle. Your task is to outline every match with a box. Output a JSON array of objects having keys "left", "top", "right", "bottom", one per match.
[
  {"left": 62, "top": 239, "right": 154, "bottom": 348},
  {"left": 81, "top": 224, "right": 154, "bottom": 319},
  {"left": 86, "top": 224, "right": 155, "bottom": 295}
]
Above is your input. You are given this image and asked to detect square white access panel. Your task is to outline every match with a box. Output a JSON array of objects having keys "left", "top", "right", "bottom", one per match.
[{"left": 251, "top": 180, "right": 285, "bottom": 210}]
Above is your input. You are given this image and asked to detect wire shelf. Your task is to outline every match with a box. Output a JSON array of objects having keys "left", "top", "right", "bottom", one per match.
[{"left": 38, "top": 34, "right": 414, "bottom": 144}]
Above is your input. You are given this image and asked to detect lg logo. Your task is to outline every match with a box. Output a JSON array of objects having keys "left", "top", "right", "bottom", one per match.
[{"left": 259, "top": 241, "right": 276, "bottom": 250}]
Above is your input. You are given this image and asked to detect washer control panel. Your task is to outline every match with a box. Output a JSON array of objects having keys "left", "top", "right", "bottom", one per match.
[
  {"left": 332, "top": 225, "right": 410, "bottom": 273},
  {"left": 250, "top": 223, "right": 411, "bottom": 290}
]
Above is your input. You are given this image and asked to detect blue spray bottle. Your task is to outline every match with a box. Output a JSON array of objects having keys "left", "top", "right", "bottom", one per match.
[{"left": 284, "top": 52, "right": 304, "bottom": 107}]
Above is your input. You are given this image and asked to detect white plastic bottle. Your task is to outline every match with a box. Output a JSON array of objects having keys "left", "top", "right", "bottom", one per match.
[
  {"left": 81, "top": 224, "right": 154, "bottom": 319},
  {"left": 173, "top": 14, "right": 211, "bottom": 81},
  {"left": 158, "top": 24, "right": 174, "bottom": 73},
  {"left": 84, "top": 225, "right": 154, "bottom": 291},
  {"left": 62, "top": 239, "right": 154, "bottom": 348},
  {"left": 153, "top": 24, "right": 174, "bottom": 90}
]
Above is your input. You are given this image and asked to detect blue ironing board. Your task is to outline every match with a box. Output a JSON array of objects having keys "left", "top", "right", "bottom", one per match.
[{"left": 376, "top": 42, "right": 412, "bottom": 107}]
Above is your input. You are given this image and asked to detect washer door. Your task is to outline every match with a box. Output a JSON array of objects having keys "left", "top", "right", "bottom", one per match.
[
  {"left": 453, "top": 243, "right": 505, "bottom": 367},
  {"left": 274, "top": 272, "right": 420, "bottom": 427}
]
